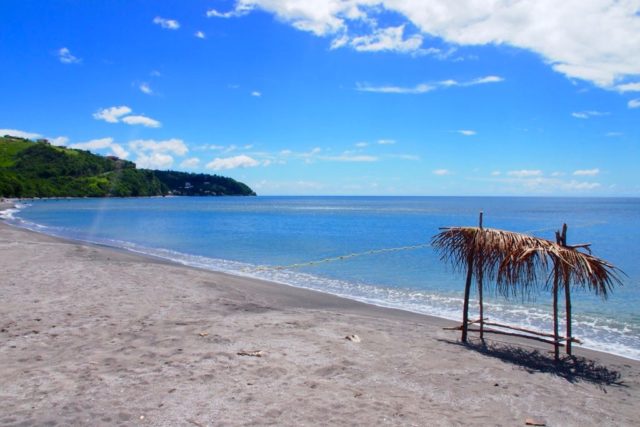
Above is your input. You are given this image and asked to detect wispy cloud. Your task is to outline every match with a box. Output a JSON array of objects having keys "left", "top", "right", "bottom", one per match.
[
  {"left": 210, "top": 1, "right": 640, "bottom": 89},
  {"left": 432, "top": 169, "right": 450, "bottom": 176},
  {"left": 121, "top": 115, "right": 161, "bottom": 128},
  {"left": 377, "top": 139, "right": 396, "bottom": 145},
  {"left": 93, "top": 106, "right": 160, "bottom": 127},
  {"left": 57, "top": 47, "right": 80, "bottom": 64},
  {"left": 251, "top": 91, "right": 262, "bottom": 97},
  {"left": 349, "top": 25, "right": 424, "bottom": 54},
  {"left": 507, "top": 169, "right": 543, "bottom": 178},
  {"left": 195, "top": 31, "right": 206, "bottom": 39},
  {"left": 356, "top": 75, "right": 503, "bottom": 94},
  {"left": 130, "top": 138, "right": 188, "bottom": 169},
  {"left": 207, "top": 154, "right": 261, "bottom": 170},
  {"left": 573, "top": 168, "right": 600, "bottom": 176},
  {"left": 71, "top": 137, "right": 130, "bottom": 159},
  {"left": 457, "top": 130, "right": 476, "bottom": 136},
  {"left": 153, "top": 16, "right": 180, "bottom": 30},
  {"left": 571, "top": 111, "right": 609, "bottom": 119},
  {"left": 93, "top": 106, "right": 132, "bottom": 123},
  {"left": 356, "top": 82, "right": 433, "bottom": 94},
  {"left": 139, "top": 83, "right": 153, "bottom": 95},
  {"left": 207, "top": 5, "right": 254, "bottom": 19},
  {"left": 180, "top": 157, "right": 201, "bottom": 168},
  {"left": 320, "top": 154, "right": 378, "bottom": 162},
  {"left": 0, "top": 129, "right": 42, "bottom": 139},
  {"left": 616, "top": 82, "right": 640, "bottom": 93},
  {"left": 628, "top": 99, "right": 640, "bottom": 109}
]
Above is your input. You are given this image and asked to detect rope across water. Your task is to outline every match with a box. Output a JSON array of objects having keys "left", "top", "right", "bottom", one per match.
[{"left": 245, "top": 220, "right": 607, "bottom": 273}]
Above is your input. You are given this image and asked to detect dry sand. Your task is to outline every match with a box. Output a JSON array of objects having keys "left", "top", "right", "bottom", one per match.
[{"left": 1, "top": 206, "right": 639, "bottom": 426}]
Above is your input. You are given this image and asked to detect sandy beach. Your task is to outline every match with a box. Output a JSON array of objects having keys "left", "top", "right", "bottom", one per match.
[{"left": 1, "top": 203, "right": 639, "bottom": 426}]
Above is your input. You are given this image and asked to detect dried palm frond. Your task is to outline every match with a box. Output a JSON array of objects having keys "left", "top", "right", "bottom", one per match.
[{"left": 432, "top": 226, "right": 623, "bottom": 299}]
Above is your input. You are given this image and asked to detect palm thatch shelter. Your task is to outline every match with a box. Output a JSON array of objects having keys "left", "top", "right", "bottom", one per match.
[{"left": 432, "top": 213, "right": 623, "bottom": 361}]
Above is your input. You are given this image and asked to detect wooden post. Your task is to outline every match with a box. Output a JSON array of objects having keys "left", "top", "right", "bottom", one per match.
[
  {"left": 478, "top": 212, "right": 484, "bottom": 341},
  {"left": 560, "top": 224, "right": 573, "bottom": 356},
  {"left": 461, "top": 250, "right": 474, "bottom": 343},
  {"left": 553, "top": 231, "right": 561, "bottom": 362}
]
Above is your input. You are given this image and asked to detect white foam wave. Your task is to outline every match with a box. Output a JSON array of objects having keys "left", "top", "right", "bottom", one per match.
[{"left": 4, "top": 205, "right": 640, "bottom": 361}]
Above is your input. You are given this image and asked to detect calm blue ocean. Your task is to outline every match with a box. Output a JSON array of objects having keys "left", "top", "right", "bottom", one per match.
[{"left": 4, "top": 196, "right": 639, "bottom": 360}]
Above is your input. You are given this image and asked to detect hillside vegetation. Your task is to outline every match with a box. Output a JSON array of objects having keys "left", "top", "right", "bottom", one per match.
[{"left": 0, "top": 136, "right": 256, "bottom": 198}]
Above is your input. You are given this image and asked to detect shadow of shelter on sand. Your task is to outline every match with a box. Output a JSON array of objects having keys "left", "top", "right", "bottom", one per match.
[{"left": 440, "top": 338, "right": 625, "bottom": 388}]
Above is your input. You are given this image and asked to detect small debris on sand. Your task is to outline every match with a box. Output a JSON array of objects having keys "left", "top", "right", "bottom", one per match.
[
  {"left": 525, "top": 418, "right": 546, "bottom": 426},
  {"left": 345, "top": 334, "right": 361, "bottom": 343},
  {"left": 237, "top": 350, "right": 264, "bottom": 357}
]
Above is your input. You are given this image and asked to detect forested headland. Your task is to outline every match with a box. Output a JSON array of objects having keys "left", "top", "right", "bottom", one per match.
[{"left": 0, "top": 136, "right": 256, "bottom": 198}]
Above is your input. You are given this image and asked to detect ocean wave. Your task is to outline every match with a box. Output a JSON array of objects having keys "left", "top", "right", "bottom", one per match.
[{"left": 5, "top": 204, "right": 640, "bottom": 361}]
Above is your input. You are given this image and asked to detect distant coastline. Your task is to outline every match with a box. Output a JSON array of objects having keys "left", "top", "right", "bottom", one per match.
[{"left": 0, "top": 136, "right": 256, "bottom": 198}]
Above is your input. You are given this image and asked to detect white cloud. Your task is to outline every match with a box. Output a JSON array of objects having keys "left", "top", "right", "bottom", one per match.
[
  {"left": 139, "top": 83, "right": 153, "bottom": 95},
  {"left": 70, "top": 137, "right": 130, "bottom": 158},
  {"left": 433, "top": 169, "right": 450, "bottom": 176},
  {"left": 571, "top": 111, "right": 609, "bottom": 119},
  {"left": 135, "top": 152, "right": 174, "bottom": 169},
  {"left": 390, "top": 154, "right": 420, "bottom": 161},
  {"left": 93, "top": 106, "right": 132, "bottom": 123},
  {"left": 153, "top": 16, "right": 180, "bottom": 30},
  {"left": 377, "top": 139, "right": 396, "bottom": 145},
  {"left": 350, "top": 25, "right": 424, "bottom": 54},
  {"left": 50, "top": 136, "right": 69, "bottom": 146},
  {"left": 207, "top": 4, "right": 254, "bottom": 19},
  {"left": 251, "top": 91, "right": 262, "bottom": 97},
  {"left": 628, "top": 98, "right": 640, "bottom": 109},
  {"left": 129, "top": 138, "right": 188, "bottom": 156},
  {"left": 573, "top": 168, "right": 600, "bottom": 176},
  {"left": 616, "top": 82, "right": 640, "bottom": 92},
  {"left": 57, "top": 47, "right": 80, "bottom": 64},
  {"left": 0, "top": 129, "right": 68, "bottom": 145},
  {"left": 71, "top": 137, "right": 114, "bottom": 150},
  {"left": 508, "top": 169, "right": 543, "bottom": 178},
  {"left": 356, "top": 75, "right": 503, "bottom": 94},
  {"left": 357, "top": 82, "right": 434, "bottom": 94},
  {"left": 564, "top": 180, "right": 601, "bottom": 191},
  {"left": 195, "top": 31, "right": 206, "bottom": 39},
  {"left": 605, "top": 132, "right": 623, "bottom": 137},
  {"left": 0, "top": 129, "right": 42, "bottom": 139},
  {"left": 130, "top": 138, "right": 188, "bottom": 168},
  {"left": 216, "top": 1, "right": 640, "bottom": 89},
  {"left": 180, "top": 157, "right": 201, "bottom": 168},
  {"left": 355, "top": 142, "right": 368, "bottom": 147},
  {"left": 110, "top": 144, "right": 129, "bottom": 159},
  {"left": 491, "top": 171, "right": 501, "bottom": 176},
  {"left": 207, "top": 154, "right": 261, "bottom": 170},
  {"left": 457, "top": 130, "right": 476, "bottom": 136},
  {"left": 320, "top": 154, "right": 378, "bottom": 162},
  {"left": 121, "top": 115, "right": 161, "bottom": 128}
]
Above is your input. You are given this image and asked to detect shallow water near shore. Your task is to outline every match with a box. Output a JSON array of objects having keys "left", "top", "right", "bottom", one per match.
[{"left": 5, "top": 196, "right": 640, "bottom": 360}]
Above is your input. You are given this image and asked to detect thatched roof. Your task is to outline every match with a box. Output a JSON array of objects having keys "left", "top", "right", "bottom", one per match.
[{"left": 431, "top": 226, "right": 623, "bottom": 298}]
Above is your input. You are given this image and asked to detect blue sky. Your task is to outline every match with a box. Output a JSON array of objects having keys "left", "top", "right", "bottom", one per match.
[{"left": 1, "top": 0, "right": 639, "bottom": 196}]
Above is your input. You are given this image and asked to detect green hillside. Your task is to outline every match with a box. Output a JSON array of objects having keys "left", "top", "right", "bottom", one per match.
[{"left": 0, "top": 136, "right": 256, "bottom": 198}]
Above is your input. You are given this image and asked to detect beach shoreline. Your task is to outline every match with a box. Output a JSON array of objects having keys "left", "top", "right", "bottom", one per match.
[{"left": 1, "top": 210, "right": 639, "bottom": 425}]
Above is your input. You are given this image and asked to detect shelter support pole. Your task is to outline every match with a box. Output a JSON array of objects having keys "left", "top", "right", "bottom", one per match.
[
  {"left": 560, "top": 224, "right": 573, "bottom": 356},
  {"left": 461, "top": 251, "right": 474, "bottom": 343},
  {"left": 478, "top": 211, "right": 484, "bottom": 341},
  {"left": 552, "top": 258, "right": 560, "bottom": 362}
]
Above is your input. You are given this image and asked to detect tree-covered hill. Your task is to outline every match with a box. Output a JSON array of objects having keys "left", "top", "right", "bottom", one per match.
[{"left": 0, "top": 136, "right": 256, "bottom": 198}]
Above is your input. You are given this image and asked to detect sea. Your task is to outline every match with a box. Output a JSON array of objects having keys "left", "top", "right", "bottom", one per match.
[{"left": 2, "top": 196, "right": 639, "bottom": 360}]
